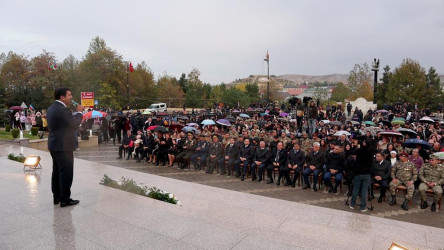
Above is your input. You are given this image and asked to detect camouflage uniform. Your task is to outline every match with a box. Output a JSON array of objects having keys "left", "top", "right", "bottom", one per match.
[
  {"left": 176, "top": 137, "right": 197, "bottom": 168},
  {"left": 418, "top": 163, "right": 444, "bottom": 203},
  {"left": 389, "top": 161, "right": 418, "bottom": 200},
  {"left": 280, "top": 135, "right": 290, "bottom": 148},
  {"left": 300, "top": 138, "right": 313, "bottom": 154}
]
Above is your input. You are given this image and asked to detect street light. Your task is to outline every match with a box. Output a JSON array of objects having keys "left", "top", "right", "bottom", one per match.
[{"left": 371, "top": 58, "right": 380, "bottom": 104}]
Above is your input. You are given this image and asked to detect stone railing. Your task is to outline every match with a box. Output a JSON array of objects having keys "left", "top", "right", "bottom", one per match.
[{"left": 17, "top": 136, "right": 98, "bottom": 151}]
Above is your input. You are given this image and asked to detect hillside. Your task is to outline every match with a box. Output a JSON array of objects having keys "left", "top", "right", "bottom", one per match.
[{"left": 277, "top": 74, "right": 349, "bottom": 84}]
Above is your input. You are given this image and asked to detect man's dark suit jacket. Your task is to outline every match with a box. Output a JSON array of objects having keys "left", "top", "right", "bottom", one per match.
[
  {"left": 270, "top": 148, "right": 288, "bottom": 167},
  {"left": 306, "top": 150, "right": 325, "bottom": 170},
  {"left": 238, "top": 144, "right": 254, "bottom": 161},
  {"left": 287, "top": 149, "right": 306, "bottom": 168},
  {"left": 47, "top": 101, "right": 82, "bottom": 151}
]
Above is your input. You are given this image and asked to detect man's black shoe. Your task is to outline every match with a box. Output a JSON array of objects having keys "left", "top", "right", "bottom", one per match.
[
  {"left": 60, "top": 199, "right": 80, "bottom": 207},
  {"left": 126, "top": 157, "right": 130, "bottom": 160},
  {"left": 431, "top": 203, "right": 437, "bottom": 212},
  {"left": 333, "top": 188, "right": 338, "bottom": 194},
  {"left": 328, "top": 187, "right": 333, "bottom": 193},
  {"left": 401, "top": 200, "right": 409, "bottom": 211},
  {"left": 276, "top": 180, "right": 280, "bottom": 186},
  {"left": 292, "top": 182, "right": 296, "bottom": 188},
  {"left": 117, "top": 156, "right": 122, "bottom": 159},
  {"left": 257, "top": 177, "right": 262, "bottom": 182},
  {"left": 389, "top": 195, "right": 397, "bottom": 206},
  {"left": 235, "top": 173, "right": 240, "bottom": 178},
  {"left": 420, "top": 201, "right": 428, "bottom": 209},
  {"left": 378, "top": 196, "right": 383, "bottom": 203},
  {"left": 266, "top": 179, "right": 273, "bottom": 184},
  {"left": 284, "top": 182, "right": 291, "bottom": 186},
  {"left": 313, "top": 187, "right": 318, "bottom": 192},
  {"left": 251, "top": 176, "right": 256, "bottom": 181},
  {"left": 54, "top": 199, "right": 60, "bottom": 205},
  {"left": 241, "top": 175, "right": 245, "bottom": 181},
  {"left": 302, "top": 184, "right": 310, "bottom": 190}
]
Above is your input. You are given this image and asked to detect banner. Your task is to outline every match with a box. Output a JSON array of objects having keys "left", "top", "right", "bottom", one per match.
[{"left": 81, "top": 92, "right": 94, "bottom": 108}]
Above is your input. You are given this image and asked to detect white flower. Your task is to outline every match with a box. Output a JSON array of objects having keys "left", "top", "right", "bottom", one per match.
[
  {"left": 117, "top": 181, "right": 122, "bottom": 186},
  {"left": 168, "top": 193, "right": 173, "bottom": 199}
]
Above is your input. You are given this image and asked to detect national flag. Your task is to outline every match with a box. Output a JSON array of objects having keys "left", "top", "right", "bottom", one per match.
[
  {"left": 129, "top": 62, "right": 134, "bottom": 73},
  {"left": 29, "top": 104, "right": 34, "bottom": 111},
  {"left": 264, "top": 50, "right": 269, "bottom": 62},
  {"left": 48, "top": 62, "right": 57, "bottom": 70}
]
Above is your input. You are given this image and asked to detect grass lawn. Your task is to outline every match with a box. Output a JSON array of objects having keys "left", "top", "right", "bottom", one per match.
[{"left": 0, "top": 130, "right": 41, "bottom": 140}]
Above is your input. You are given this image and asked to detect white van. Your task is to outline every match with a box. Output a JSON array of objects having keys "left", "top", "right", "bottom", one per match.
[{"left": 145, "top": 103, "right": 167, "bottom": 113}]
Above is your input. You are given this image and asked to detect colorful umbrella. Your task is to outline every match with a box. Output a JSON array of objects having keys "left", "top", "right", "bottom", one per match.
[
  {"left": 396, "top": 128, "right": 417, "bottom": 136},
  {"left": 334, "top": 130, "right": 351, "bottom": 136},
  {"left": 201, "top": 119, "right": 216, "bottom": 125},
  {"left": 147, "top": 125, "right": 158, "bottom": 131},
  {"left": 391, "top": 120, "right": 405, "bottom": 126},
  {"left": 379, "top": 130, "right": 403, "bottom": 137},
  {"left": 239, "top": 114, "right": 250, "bottom": 118},
  {"left": 321, "top": 120, "right": 330, "bottom": 124},
  {"left": 83, "top": 110, "right": 107, "bottom": 120},
  {"left": 279, "top": 112, "right": 289, "bottom": 117},
  {"left": 431, "top": 152, "right": 444, "bottom": 160},
  {"left": 182, "top": 126, "right": 198, "bottom": 134},
  {"left": 216, "top": 119, "right": 231, "bottom": 126},
  {"left": 419, "top": 116, "right": 435, "bottom": 124},
  {"left": 154, "top": 126, "right": 168, "bottom": 133},
  {"left": 260, "top": 113, "right": 268, "bottom": 117},
  {"left": 363, "top": 121, "right": 376, "bottom": 126},
  {"left": 186, "top": 123, "right": 199, "bottom": 127},
  {"left": 375, "top": 109, "right": 389, "bottom": 113},
  {"left": 225, "top": 117, "right": 236, "bottom": 123},
  {"left": 168, "top": 124, "right": 184, "bottom": 131},
  {"left": 9, "top": 106, "right": 23, "bottom": 111},
  {"left": 392, "top": 117, "right": 406, "bottom": 121}
]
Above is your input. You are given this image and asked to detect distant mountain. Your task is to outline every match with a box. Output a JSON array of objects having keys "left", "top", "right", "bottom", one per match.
[{"left": 277, "top": 74, "right": 349, "bottom": 84}]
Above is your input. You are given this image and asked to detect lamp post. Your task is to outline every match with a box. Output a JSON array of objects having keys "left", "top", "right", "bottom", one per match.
[
  {"left": 371, "top": 58, "right": 380, "bottom": 104},
  {"left": 264, "top": 50, "right": 270, "bottom": 103}
]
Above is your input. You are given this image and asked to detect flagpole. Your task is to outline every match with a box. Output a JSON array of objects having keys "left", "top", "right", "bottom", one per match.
[
  {"left": 126, "top": 63, "right": 129, "bottom": 109},
  {"left": 266, "top": 51, "right": 270, "bottom": 102}
]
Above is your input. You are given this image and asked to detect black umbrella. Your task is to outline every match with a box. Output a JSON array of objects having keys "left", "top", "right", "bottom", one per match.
[
  {"left": 177, "top": 116, "right": 189, "bottom": 120},
  {"left": 402, "top": 139, "right": 431, "bottom": 149},
  {"left": 225, "top": 117, "right": 236, "bottom": 123},
  {"left": 154, "top": 126, "right": 168, "bottom": 133}
]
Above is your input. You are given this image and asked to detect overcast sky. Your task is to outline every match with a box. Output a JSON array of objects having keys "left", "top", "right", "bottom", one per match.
[{"left": 1, "top": 0, "right": 443, "bottom": 84}]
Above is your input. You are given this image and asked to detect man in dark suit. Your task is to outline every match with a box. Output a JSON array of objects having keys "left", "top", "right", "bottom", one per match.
[
  {"left": 234, "top": 138, "right": 254, "bottom": 181},
  {"left": 117, "top": 130, "right": 135, "bottom": 160},
  {"left": 287, "top": 143, "right": 306, "bottom": 188},
  {"left": 47, "top": 87, "right": 83, "bottom": 207},
  {"left": 206, "top": 135, "right": 223, "bottom": 174},
  {"left": 218, "top": 137, "right": 239, "bottom": 176},
  {"left": 267, "top": 142, "right": 288, "bottom": 185},
  {"left": 250, "top": 140, "right": 270, "bottom": 182},
  {"left": 371, "top": 152, "right": 391, "bottom": 203},
  {"left": 302, "top": 142, "right": 325, "bottom": 192}
]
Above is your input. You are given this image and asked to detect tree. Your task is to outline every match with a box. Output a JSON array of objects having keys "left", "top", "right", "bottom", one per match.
[
  {"left": 222, "top": 87, "right": 249, "bottom": 107},
  {"left": 330, "top": 82, "right": 350, "bottom": 102},
  {"left": 313, "top": 87, "right": 328, "bottom": 104},
  {"left": 156, "top": 74, "right": 184, "bottom": 108},
  {"left": 385, "top": 58, "right": 427, "bottom": 107},
  {"left": 375, "top": 65, "right": 391, "bottom": 107},
  {"left": 358, "top": 82, "right": 373, "bottom": 101},
  {"left": 185, "top": 68, "right": 204, "bottom": 108},
  {"left": 347, "top": 63, "right": 372, "bottom": 100},
  {"left": 98, "top": 82, "right": 121, "bottom": 109},
  {"left": 245, "top": 83, "right": 260, "bottom": 103},
  {"left": 425, "top": 67, "right": 442, "bottom": 108}
]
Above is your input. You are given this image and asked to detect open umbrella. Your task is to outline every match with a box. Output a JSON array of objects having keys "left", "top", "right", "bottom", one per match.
[
  {"left": 419, "top": 116, "right": 435, "bottom": 124},
  {"left": 182, "top": 126, "right": 198, "bottom": 134},
  {"left": 201, "top": 119, "right": 216, "bottom": 126},
  {"left": 231, "top": 110, "right": 241, "bottom": 114},
  {"left": 154, "top": 126, "right": 168, "bottom": 133},
  {"left": 321, "top": 120, "right": 330, "bottom": 124},
  {"left": 349, "top": 121, "right": 360, "bottom": 125},
  {"left": 334, "top": 130, "right": 351, "bottom": 136},
  {"left": 83, "top": 110, "right": 107, "bottom": 120},
  {"left": 392, "top": 117, "right": 406, "bottom": 121},
  {"left": 396, "top": 128, "right": 417, "bottom": 136},
  {"left": 431, "top": 152, "right": 444, "bottom": 160},
  {"left": 245, "top": 119, "right": 257, "bottom": 123},
  {"left": 363, "top": 121, "right": 376, "bottom": 126},
  {"left": 216, "top": 119, "right": 231, "bottom": 126},
  {"left": 225, "top": 117, "right": 236, "bottom": 123},
  {"left": 375, "top": 109, "right": 389, "bottom": 114},
  {"left": 239, "top": 114, "right": 250, "bottom": 118},
  {"left": 330, "top": 121, "right": 342, "bottom": 126},
  {"left": 168, "top": 124, "right": 184, "bottom": 132},
  {"left": 147, "top": 125, "right": 158, "bottom": 131},
  {"left": 187, "top": 123, "right": 199, "bottom": 127},
  {"left": 379, "top": 130, "right": 403, "bottom": 138},
  {"left": 391, "top": 120, "right": 405, "bottom": 126},
  {"left": 176, "top": 116, "right": 189, "bottom": 120},
  {"left": 9, "top": 106, "right": 23, "bottom": 111},
  {"left": 403, "top": 138, "right": 431, "bottom": 149},
  {"left": 279, "top": 112, "right": 289, "bottom": 117},
  {"left": 259, "top": 113, "right": 268, "bottom": 117},
  {"left": 364, "top": 127, "right": 382, "bottom": 136}
]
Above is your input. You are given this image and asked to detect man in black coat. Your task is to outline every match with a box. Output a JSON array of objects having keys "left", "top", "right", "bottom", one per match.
[
  {"left": 287, "top": 143, "right": 306, "bottom": 188},
  {"left": 267, "top": 142, "right": 288, "bottom": 185},
  {"left": 250, "top": 140, "right": 270, "bottom": 182},
  {"left": 234, "top": 138, "right": 254, "bottom": 181},
  {"left": 323, "top": 145, "right": 346, "bottom": 193},
  {"left": 371, "top": 152, "right": 391, "bottom": 203},
  {"left": 47, "top": 87, "right": 83, "bottom": 207},
  {"left": 218, "top": 137, "right": 239, "bottom": 176},
  {"left": 302, "top": 142, "right": 325, "bottom": 192}
]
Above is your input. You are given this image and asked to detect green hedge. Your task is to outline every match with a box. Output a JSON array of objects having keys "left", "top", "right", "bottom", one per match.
[
  {"left": 30, "top": 127, "right": 39, "bottom": 136},
  {"left": 5, "top": 124, "right": 11, "bottom": 132},
  {"left": 11, "top": 129, "right": 19, "bottom": 138}
]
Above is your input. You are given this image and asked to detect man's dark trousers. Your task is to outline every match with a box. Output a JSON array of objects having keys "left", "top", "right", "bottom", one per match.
[{"left": 50, "top": 151, "right": 74, "bottom": 202}]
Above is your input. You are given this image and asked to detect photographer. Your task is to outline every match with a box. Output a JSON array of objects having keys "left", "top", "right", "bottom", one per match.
[{"left": 349, "top": 138, "right": 375, "bottom": 212}]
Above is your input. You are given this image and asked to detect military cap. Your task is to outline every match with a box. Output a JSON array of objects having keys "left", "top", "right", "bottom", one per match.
[
  {"left": 399, "top": 152, "right": 409, "bottom": 157},
  {"left": 187, "top": 132, "right": 194, "bottom": 136}
]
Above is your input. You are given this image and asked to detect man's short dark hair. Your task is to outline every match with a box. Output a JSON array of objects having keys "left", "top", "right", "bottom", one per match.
[{"left": 54, "top": 87, "right": 71, "bottom": 100}]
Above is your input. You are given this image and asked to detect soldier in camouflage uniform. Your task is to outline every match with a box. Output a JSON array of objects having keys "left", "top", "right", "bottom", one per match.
[
  {"left": 418, "top": 155, "right": 444, "bottom": 211},
  {"left": 206, "top": 135, "right": 224, "bottom": 174},
  {"left": 280, "top": 132, "right": 290, "bottom": 149},
  {"left": 300, "top": 132, "right": 313, "bottom": 154},
  {"left": 389, "top": 152, "right": 418, "bottom": 210}
]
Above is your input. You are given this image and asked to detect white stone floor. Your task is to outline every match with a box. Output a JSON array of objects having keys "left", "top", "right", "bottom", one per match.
[{"left": 0, "top": 144, "right": 443, "bottom": 250}]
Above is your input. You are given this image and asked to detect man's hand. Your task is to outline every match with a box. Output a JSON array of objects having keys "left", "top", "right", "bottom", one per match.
[
  {"left": 392, "top": 178, "right": 398, "bottom": 184},
  {"left": 76, "top": 104, "right": 84, "bottom": 112},
  {"left": 310, "top": 165, "right": 316, "bottom": 170},
  {"left": 375, "top": 176, "right": 381, "bottom": 181},
  {"left": 331, "top": 169, "right": 337, "bottom": 174},
  {"left": 256, "top": 161, "right": 262, "bottom": 166},
  {"left": 225, "top": 156, "right": 229, "bottom": 160}
]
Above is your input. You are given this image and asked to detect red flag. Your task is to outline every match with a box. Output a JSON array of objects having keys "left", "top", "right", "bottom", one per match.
[
  {"left": 264, "top": 50, "right": 269, "bottom": 62},
  {"left": 129, "top": 62, "right": 134, "bottom": 73}
]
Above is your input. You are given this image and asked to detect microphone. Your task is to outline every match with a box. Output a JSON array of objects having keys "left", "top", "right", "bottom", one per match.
[{"left": 71, "top": 100, "right": 79, "bottom": 106}]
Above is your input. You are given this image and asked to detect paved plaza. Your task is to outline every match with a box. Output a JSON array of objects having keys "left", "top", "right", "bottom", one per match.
[{"left": 0, "top": 142, "right": 443, "bottom": 249}]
